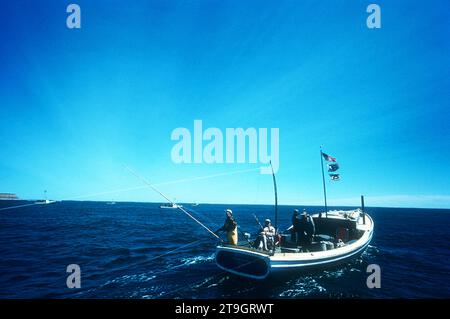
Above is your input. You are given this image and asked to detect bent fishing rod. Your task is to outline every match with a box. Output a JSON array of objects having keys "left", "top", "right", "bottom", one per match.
[{"left": 124, "top": 165, "right": 222, "bottom": 242}]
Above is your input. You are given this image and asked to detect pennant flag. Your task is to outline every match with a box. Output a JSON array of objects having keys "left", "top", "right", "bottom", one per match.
[
  {"left": 329, "top": 174, "right": 340, "bottom": 181},
  {"left": 322, "top": 152, "right": 337, "bottom": 162},
  {"left": 328, "top": 163, "right": 339, "bottom": 172}
]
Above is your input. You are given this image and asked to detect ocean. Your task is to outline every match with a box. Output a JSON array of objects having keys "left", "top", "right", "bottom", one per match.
[{"left": 0, "top": 201, "right": 449, "bottom": 299}]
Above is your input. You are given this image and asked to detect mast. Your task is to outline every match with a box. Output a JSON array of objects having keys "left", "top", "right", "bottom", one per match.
[
  {"left": 270, "top": 161, "right": 278, "bottom": 231},
  {"left": 320, "top": 147, "right": 328, "bottom": 218},
  {"left": 361, "top": 195, "right": 366, "bottom": 225}
]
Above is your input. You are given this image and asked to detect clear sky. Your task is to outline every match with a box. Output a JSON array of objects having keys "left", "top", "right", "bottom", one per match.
[{"left": 0, "top": 1, "right": 449, "bottom": 208}]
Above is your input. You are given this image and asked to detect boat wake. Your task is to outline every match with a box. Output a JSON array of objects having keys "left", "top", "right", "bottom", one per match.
[
  {"left": 279, "top": 277, "right": 327, "bottom": 297},
  {"left": 179, "top": 254, "right": 215, "bottom": 266}
]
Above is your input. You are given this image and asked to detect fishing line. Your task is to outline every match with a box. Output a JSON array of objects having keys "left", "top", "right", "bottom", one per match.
[
  {"left": 148, "top": 238, "right": 210, "bottom": 263},
  {"left": 124, "top": 165, "right": 221, "bottom": 241},
  {"left": 61, "top": 167, "right": 262, "bottom": 201},
  {"left": 60, "top": 185, "right": 148, "bottom": 201},
  {"left": 185, "top": 207, "right": 221, "bottom": 229},
  {"left": 156, "top": 167, "right": 261, "bottom": 186},
  {"left": 0, "top": 202, "right": 42, "bottom": 211},
  {"left": 183, "top": 207, "right": 252, "bottom": 245},
  {"left": 84, "top": 238, "right": 213, "bottom": 296},
  {"left": 157, "top": 257, "right": 263, "bottom": 299},
  {"left": 0, "top": 167, "right": 261, "bottom": 212},
  {"left": 157, "top": 271, "right": 225, "bottom": 299}
]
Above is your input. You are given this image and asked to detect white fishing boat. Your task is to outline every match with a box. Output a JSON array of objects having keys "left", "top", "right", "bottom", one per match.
[
  {"left": 35, "top": 190, "right": 56, "bottom": 205},
  {"left": 215, "top": 208, "right": 374, "bottom": 279},
  {"left": 35, "top": 199, "right": 56, "bottom": 205},
  {"left": 215, "top": 151, "right": 374, "bottom": 279},
  {"left": 160, "top": 202, "right": 183, "bottom": 209}
]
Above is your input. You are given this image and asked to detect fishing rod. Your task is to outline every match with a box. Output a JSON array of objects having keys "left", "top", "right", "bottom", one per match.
[
  {"left": 236, "top": 226, "right": 251, "bottom": 244},
  {"left": 253, "top": 213, "right": 264, "bottom": 230},
  {"left": 124, "top": 165, "right": 221, "bottom": 241},
  {"left": 269, "top": 160, "right": 278, "bottom": 233}
]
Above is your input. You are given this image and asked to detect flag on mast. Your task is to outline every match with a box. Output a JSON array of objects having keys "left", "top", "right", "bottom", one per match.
[
  {"left": 329, "top": 173, "right": 340, "bottom": 181},
  {"left": 322, "top": 152, "right": 337, "bottom": 162},
  {"left": 328, "top": 163, "right": 339, "bottom": 172}
]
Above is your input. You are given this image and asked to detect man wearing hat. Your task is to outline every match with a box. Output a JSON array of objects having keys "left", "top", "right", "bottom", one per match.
[
  {"left": 216, "top": 209, "right": 238, "bottom": 245},
  {"left": 258, "top": 218, "right": 276, "bottom": 251}
]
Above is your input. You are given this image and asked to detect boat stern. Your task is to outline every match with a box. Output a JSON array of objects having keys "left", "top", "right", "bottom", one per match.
[{"left": 215, "top": 245, "right": 270, "bottom": 280}]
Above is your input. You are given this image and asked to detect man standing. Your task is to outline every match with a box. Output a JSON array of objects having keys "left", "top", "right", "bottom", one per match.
[
  {"left": 291, "top": 209, "right": 301, "bottom": 244},
  {"left": 299, "top": 209, "right": 315, "bottom": 246},
  {"left": 217, "top": 209, "right": 238, "bottom": 245}
]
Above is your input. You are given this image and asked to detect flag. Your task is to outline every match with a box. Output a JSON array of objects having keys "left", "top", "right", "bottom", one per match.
[
  {"left": 322, "top": 152, "right": 336, "bottom": 162},
  {"left": 329, "top": 174, "right": 340, "bottom": 181},
  {"left": 328, "top": 163, "right": 339, "bottom": 172}
]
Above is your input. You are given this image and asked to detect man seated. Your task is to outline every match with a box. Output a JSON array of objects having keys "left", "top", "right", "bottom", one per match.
[{"left": 257, "top": 219, "right": 276, "bottom": 251}]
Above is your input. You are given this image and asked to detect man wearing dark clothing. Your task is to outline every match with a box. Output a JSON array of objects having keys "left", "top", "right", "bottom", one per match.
[
  {"left": 298, "top": 210, "right": 315, "bottom": 246},
  {"left": 291, "top": 209, "right": 301, "bottom": 244}
]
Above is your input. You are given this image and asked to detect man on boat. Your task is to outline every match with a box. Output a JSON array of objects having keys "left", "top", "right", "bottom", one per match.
[
  {"left": 216, "top": 209, "right": 238, "bottom": 245},
  {"left": 298, "top": 210, "right": 315, "bottom": 246},
  {"left": 291, "top": 209, "right": 301, "bottom": 244},
  {"left": 258, "top": 219, "right": 276, "bottom": 251}
]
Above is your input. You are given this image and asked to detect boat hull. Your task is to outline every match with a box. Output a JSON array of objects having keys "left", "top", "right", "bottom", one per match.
[{"left": 215, "top": 246, "right": 271, "bottom": 280}]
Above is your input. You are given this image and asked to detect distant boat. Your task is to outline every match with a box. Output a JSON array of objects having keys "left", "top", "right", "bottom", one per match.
[
  {"left": 160, "top": 203, "right": 182, "bottom": 209},
  {"left": 106, "top": 200, "right": 116, "bottom": 205},
  {"left": 35, "top": 190, "right": 56, "bottom": 205},
  {"left": 192, "top": 203, "right": 200, "bottom": 207},
  {"left": 35, "top": 199, "right": 56, "bottom": 205}
]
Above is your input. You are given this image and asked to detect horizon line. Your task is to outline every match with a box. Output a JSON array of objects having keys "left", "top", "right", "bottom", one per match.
[{"left": 4, "top": 199, "right": 449, "bottom": 211}]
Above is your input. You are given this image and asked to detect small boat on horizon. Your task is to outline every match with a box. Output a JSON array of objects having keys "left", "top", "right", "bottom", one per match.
[
  {"left": 160, "top": 202, "right": 183, "bottom": 209},
  {"left": 35, "top": 190, "right": 56, "bottom": 205},
  {"left": 35, "top": 199, "right": 56, "bottom": 205}
]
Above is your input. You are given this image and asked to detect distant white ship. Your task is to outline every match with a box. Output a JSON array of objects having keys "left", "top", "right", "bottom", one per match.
[
  {"left": 35, "top": 199, "right": 56, "bottom": 205},
  {"left": 160, "top": 203, "right": 182, "bottom": 209},
  {"left": 34, "top": 190, "right": 56, "bottom": 205}
]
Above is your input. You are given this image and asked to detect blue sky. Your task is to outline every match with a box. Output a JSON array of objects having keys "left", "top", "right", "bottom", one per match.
[{"left": 0, "top": 1, "right": 449, "bottom": 208}]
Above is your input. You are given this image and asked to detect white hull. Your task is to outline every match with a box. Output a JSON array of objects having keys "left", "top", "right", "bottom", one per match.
[
  {"left": 160, "top": 204, "right": 183, "bottom": 209},
  {"left": 35, "top": 200, "right": 56, "bottom": 205}
]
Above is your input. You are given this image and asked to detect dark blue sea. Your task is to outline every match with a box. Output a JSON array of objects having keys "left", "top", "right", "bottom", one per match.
[{"left": 0, "top": 201, "right": 449, "bottom": 299}]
